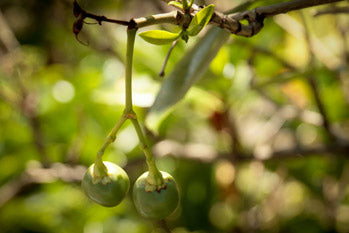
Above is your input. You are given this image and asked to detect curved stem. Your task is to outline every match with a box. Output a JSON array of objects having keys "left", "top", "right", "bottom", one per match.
[
  {"left": 94, "top": 113, "right": 128, "bottom": 177},
  {"left": 131, "top": 118, "right": 163, "bottom": 186},
  {"left": 159, "top": 39, "right": 179, "bottom": 77}
]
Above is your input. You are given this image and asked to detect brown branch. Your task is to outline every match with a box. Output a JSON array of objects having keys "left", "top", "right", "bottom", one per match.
[
  {"left": 250, "top": 0, "right": 343, "bottom": 17},
  {"left": 29, "top": 115, "right": 50, "bottom": 166},
  {"left": 159, "top": 39, "right": 179, "bottom": 77},
  {"left": 210, "top": 107, "right": 243, "bottom": 160},
  {"left": 83, "top": 12, "right": 129, "bottom": 26},
  {"left": 0, "top": 10, "right": 52, "bottom": 166},
  {"left": 0, "top": 163, "right": 86, "bottom": 208},
  {"left": 237, "top": 142, "right": 349, "bottom": 161},
  {"left": 300, "top": 12, "right": 336, "bottom": 140},
  {"left": 314, "top": 6, "right": 349, "bottom": 16},
  {"left": 211, "top": 0, "right": 344, "bottom": 37},
  {"left": 18, "top": 89, "right": 51, "bottom": 167},
  {"left": 225, "top": 109, "right": 242, "bottom": 160},
  {"left": 0, "top": 53, "right": 52, "bottom": 167},
  {"left": 74, "top": 0, "right": 344, "bottom": 40},
  {"left": 0, "top": 10, "right": 20, "bottom": 53},
  {"left": 2, "top": 138, "right": 348, "bottom": 207},
  {"left": 238, "top": 40, "right": 297, "bottom": 71},
  {"left": 153, "top": 139, "right": 349, "bottom": 163},
  {"left": 307, "top": 75, "right": 335, "bottom": 139}
]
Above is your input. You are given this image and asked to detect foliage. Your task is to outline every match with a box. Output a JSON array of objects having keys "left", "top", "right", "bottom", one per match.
[
  {"left": 139, "top": 30, "right": 180, "bottom": 45},
  {"left": 0, "top": 0, "right": 349, "bottom": 233}
]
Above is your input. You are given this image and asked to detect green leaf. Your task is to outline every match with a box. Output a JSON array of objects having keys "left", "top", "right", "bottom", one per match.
[
  {"left": 187, "top": 4, "right": 215, "bottom": 37},
  {"left": 168, "top": 1, "right": 183, "bottom": 9},
  {"left": 146, "top": 27, "right": 230, "bottom": 132},
  {"left": 138, "top": 30, "right": 180, "bottom": 45},
  {"left": 188, "top": 0, "right": 194, "bottom": 8}
]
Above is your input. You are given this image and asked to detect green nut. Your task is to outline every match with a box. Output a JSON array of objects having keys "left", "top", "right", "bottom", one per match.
[
  {"left": 133, "top": 171, "right": 179, "bottom": 219},
  {"left": 82, "top": 161, "right": 130, "bottom": 207}
]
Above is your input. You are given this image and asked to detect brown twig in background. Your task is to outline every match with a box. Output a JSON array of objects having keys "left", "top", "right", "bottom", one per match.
[
  {"left": 159, "top": 39, "right": 179, "bottom": 77},
  {"left": 314, "top": 6, "right": 349, "bottom": 16},
  {"left": 224, "top": 109, "right": 242, "bottom": 160},
  {"left": 0, "top": 12, "right": 52, "bottom": 167},
  {"left": 0, "top": 163, "right": 86, "bottom": 208},
  {"left": 209, "top": 107, "right": 243, "bottom": 160},
  {"left": 243, "top": 0, "right": 343, "bottom": 17},
  {"left": 239, "top": 40, "right": 298, "bottom": 71},
  {"left": 0, "top": 10, "right": 19, "bottom": 54},
  {"left": 152, "top": 139, "right": 349, "bottom": 164},
  {"left": 300, "top": 12, "right": 336, "bottom": 141},
  {"left": 15, "top": 79, "right": 51, "bottom": 167},
  {"left": 1, "top": 138, "right": 348, "bottom": 208},
  {"left": 307, "top": 76, "right": 334, "bottom": 138}
]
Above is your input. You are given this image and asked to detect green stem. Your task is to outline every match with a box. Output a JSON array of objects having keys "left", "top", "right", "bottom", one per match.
[
  {"left": 93, "top": 28, "right": 137, "bottom": 177},
  {"left": 131, "top": 118, "right": 163, "bottom": 186},
  {"left": 94, "top": 115, "right": 127, "bottom": 177},
  {"left": 92, "top": 28, "right": 163, "bottom": 186},
  {"left": 125, "top": 28, "right": 136, "bottom": 112},
  {"left": 125, "top": 28, "right": 164, "bottom": 187}
]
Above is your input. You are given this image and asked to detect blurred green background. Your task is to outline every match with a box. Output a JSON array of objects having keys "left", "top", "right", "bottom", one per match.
[{"left": 0, "top": 0, "right": 349, "bottom": 232}]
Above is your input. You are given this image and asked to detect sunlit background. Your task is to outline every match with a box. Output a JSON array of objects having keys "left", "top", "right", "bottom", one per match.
[{"left": 0, "top": 0, "right": 349, "bottom": 232}]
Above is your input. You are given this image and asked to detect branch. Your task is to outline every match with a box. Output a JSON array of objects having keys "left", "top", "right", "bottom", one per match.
[
  {"left": 159, "top": 39, "right": 179, "bottom": 77},
  {"left": 0, "top": 10, "right": 20, "bottom": 53},
  {"left": 73, "top": 0, "right": 344, "bottom": 39},
  {"left": 212, "top": 0, "right": 344, "bottom": 36},
  {"left": 246, "top": 0, "right": 343, "bottom": 18},
  {"left": 18, "top": 89, "right": 51, "bottom": 167},
  {"left": 0, "top": 163, "right": 86, "bottom": 208},
  {"left": 237, "top": 142, "right": 349, "bottom": 161},
  {"left": 314, "top": 6, "right": 349, "bottom": 16},
  {"left": 300, "top": 12, "right": 336, "bottom": 140},
  {"left": 153, "top": 139, "right": 349, "bottom": 163},
  {"left": 238, "top": 39, "right": 297, "bottom": 71},
  {"left": 2, "top": 139, "right": 349, "bottom": 207}
]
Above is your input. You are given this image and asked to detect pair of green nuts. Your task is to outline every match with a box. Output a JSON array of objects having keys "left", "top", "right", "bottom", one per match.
[{"left": 82, "top": 161, "right": 179, "bottom": 219}]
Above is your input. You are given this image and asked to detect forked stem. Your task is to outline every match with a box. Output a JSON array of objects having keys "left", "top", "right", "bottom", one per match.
[{"left": 94, "top": 27, "right": 164, "bottom": 187}]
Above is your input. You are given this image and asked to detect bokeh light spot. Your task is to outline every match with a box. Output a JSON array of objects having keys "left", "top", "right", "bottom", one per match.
[
  {"left": 113, "top": 125, "right": 139, "bottom": 153},
  {"left": 223, "top": 63, "right": 235, "bottom": 79},
  {"left": 209, "top": 202, "right": 235, "bottom": 230},
  {"left": 215, "top": 159, "right": 235, "bottom": 187},
  {"left": 296, "top": 123, "right": 318, "bottom": 145},
  {"left": 52, "top": 80, "right": 75, "bottom": 103}
]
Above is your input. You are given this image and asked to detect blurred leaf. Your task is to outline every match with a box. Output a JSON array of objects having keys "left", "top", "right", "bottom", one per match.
[
  {"left": 168, "top": 1, "right": 183, "bottom": 9},
  {"left": 210, "top": 46, "right": 229, "bottom": 76},
  {"left": 187, "top": 5, "right": 215, "bottom": 37},
  {"left": 146, "top": 27, "right": 230, "bottom": 132},
  {"left": 138, "top": 30, "right": 180, "bottom": 45}
]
